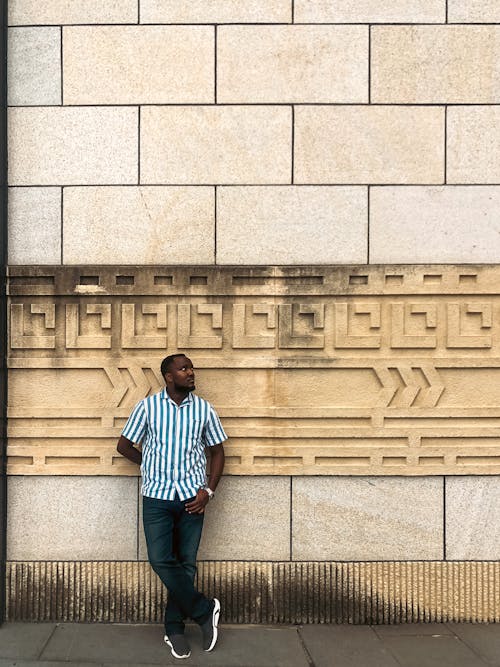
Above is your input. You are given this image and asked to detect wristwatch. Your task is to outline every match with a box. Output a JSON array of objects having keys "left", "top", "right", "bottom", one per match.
[{"left": 203, "top": 486, "right": 215, "bottom": 500}]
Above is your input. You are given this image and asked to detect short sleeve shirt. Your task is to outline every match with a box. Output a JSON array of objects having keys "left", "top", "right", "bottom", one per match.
[{"left": 121, "top": 388, "right": 227, "bottom": 500}]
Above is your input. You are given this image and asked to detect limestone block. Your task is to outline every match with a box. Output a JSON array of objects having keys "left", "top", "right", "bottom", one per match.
[
  {"left": 8, "top": 107, "right": 138, "bottom": 185},
  {"left": 292, "top": 477, "right": 443, "bottom": 560},
  {"left": 8, "top": 27, "right": 60, "bottom": 106},
  {"left": 447, "top": 107, "right": 500, "bottom": 184},
  {"left": 217, "top": 25, "right": 367, "bottom": 103},
  {"left": 8, "top": 187, "right": 61, "bottom": 264},
  {"left": 138, "top": 477, "right": 291, "bottom": 560},
  {"left": 449, "top": 1, "right": 500, "bottom": 22},
  {"left": 372, "top": 26, "right": 500, "bottom": 103},
  {"left": 63, "top": 26, "right": 213, "bottom": 105},
  {"left": 8, "top": 1, "right": 138, "bottom": 25},
  {"left": 140, "top": 0, "right": 291, "bottom": 23},
  {"left": 295, "top": 106, "right": 444, "bottom": 184},
  {"left": 63, "top": 186, "right": 214, "bottom": 264},
  {"left": 446, "top": 477, "right": 500, "bottom": 559},
  {"left": 216, "top": 186, "right": 367, "bottom": 264},
  {"left": 294, "top": 0, "right": 445, "bottom": 22},
  {"left": 7, "top": 476, "right": 139, "bottom": 560},
  {"left": 370, "top": 186, "right": 500, "bottom": 263},
  {"left": 140, "top": 106, "right": 291, "bottom": 184},
  {"left": 200, "top": 477, "right": 291, "bottom": 559}
]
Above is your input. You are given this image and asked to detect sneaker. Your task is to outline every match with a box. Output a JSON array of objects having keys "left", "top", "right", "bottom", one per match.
[
  {"left": 164, "top": 633, "right": 191, "bottom": 659},
  {"left": 200, "top": 598, "right": 221, "bottom": 652}
]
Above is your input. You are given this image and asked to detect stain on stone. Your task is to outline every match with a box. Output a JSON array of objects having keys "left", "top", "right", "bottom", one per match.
[{"left": 6, "top": 561, "right": 500, "bottom": 624}]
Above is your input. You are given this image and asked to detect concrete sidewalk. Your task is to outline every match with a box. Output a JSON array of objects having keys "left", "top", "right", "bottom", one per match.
[{"left": 1, "top": 622, "right": 499, "bottom": 667}]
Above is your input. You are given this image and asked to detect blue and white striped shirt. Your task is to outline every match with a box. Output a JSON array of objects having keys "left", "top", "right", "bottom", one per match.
[{"left": 121, "top": 388, "right": 227, "bottom": 501}]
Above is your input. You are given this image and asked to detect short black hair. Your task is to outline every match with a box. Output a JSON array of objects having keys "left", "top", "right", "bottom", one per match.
[{"left": 160, "top": 353, "right": 187, "bottom": 379}]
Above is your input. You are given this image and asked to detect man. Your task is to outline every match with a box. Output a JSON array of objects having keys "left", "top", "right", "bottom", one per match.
[{"left": 116, "top": 353, "right": 227, "bottom": 659}]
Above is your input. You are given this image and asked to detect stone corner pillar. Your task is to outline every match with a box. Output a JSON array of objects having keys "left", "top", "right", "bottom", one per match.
[{"left": 0, "top": 0, "right": 8, "bottom": 628}]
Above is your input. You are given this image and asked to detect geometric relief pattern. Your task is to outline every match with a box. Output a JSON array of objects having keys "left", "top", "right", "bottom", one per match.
[{"left": 7, "top": 265, "right": 500, "bottom": 476}]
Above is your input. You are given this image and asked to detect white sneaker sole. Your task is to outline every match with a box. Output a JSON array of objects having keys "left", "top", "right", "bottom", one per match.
[
  {"left": 164, "top": 634, "right": 191, "bottom": 659},
  {"left": 205, "top": 598, "right": 221, "bottom": 652}
]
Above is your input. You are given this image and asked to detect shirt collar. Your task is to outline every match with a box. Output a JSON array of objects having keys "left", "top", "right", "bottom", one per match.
[{"left": 161, "top": 387, "right": 193, "bottom": 406}]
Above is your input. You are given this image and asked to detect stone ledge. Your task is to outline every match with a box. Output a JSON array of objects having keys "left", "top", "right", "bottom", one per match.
[{"left": 7, "top": 265, "right": 500, "bottom": 297}]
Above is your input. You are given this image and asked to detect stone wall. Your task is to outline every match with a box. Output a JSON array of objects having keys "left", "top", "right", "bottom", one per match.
[{"left": 5, "top": 1, "right": 500, "bottom": 622}]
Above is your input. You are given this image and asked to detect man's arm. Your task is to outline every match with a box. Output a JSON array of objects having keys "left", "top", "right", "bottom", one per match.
[
  {"left": 116, "top": 435, "right": 142, "bottom": 466},
  {"left": 185, "top": 443, "right": 225, "bottom": 514},
  {"left": 206, "top": 443, "right": 225, "bottom": 492}
]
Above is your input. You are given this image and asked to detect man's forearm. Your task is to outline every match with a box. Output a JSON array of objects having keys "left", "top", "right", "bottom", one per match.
[
  {"left": 116, "top": 435, "right": 142, "bottom": 465},
  {"left": 207, "top": 443, "right": 225, "bottom": 491}
]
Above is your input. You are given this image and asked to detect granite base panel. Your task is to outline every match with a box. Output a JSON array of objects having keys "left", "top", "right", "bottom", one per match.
[{"left": 5, "top": 561, "right": 500, "bottom": 624}]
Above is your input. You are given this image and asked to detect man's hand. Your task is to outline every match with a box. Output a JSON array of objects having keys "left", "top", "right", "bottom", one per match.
[{"left": 185, "top": 488, "right": 210, "bottom": 514}]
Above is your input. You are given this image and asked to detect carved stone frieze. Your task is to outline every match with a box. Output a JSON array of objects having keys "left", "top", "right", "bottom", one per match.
[{"left": 7, "top": 265, "right": 500, "bottom": 475}]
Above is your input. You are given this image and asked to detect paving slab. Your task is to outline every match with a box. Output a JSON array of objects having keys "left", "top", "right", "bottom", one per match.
[
  {"left": 381, "top": 635, "right": 487, "bottom": 667},
  {"left": 102, "top": 664, "right": 180, "bottom": 667},
  {"left": 102, "top": 664, "right": 190, "bottom": 667},
  {"left": 447, "top": 623, "right": 500, "bottom": 666},
  {"left": 39, "top": 623, "right": 310, "bottom": 667},
  {"left": 0, "top": 623, "right": 57, "bottom": 659},
  {"left": 372, "top": 623, "right": 454, "bottom": 637},
  {"left": 0, "top": 662, "right": 96, "bottom": 667},
  {"left": 40, "top": 624, "right": 170, "bottom": 664},
  {"left": 299, "top": 625, "right": 400, "bottom": 667},
  {"left": 182, "top": 626, "right": 309, "bottom": 667}
]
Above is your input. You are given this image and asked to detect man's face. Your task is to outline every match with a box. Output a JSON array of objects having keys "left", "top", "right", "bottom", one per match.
[{"left": 167, "top": 355, "right": 195, "bottom": 392}]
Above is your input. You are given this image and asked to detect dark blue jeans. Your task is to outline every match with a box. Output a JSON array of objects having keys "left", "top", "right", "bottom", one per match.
[{"left": 142, "top": 494, "right": 211, "bottom": 635}]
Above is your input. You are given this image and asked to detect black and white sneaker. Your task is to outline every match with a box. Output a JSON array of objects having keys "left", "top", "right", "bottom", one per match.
[
  {"left": 200, "top": 598, "right": 221, "bottom": 651},
  {"left": 164, "top": 633, "right": 191, "bottom": 659}
]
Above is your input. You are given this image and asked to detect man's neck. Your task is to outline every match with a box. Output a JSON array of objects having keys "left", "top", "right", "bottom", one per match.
[{"left": 166, "top": 386, "right": 190, "bottom": 406}]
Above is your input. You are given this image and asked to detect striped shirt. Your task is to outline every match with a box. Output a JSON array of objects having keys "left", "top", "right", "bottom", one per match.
[{"left": 121, "top": 388, "right": 227, "bottom": 501}]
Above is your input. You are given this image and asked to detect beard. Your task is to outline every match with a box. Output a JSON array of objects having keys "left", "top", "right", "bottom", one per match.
[{"left": 174, "top": 381, "right": 195, "bottom": 393}]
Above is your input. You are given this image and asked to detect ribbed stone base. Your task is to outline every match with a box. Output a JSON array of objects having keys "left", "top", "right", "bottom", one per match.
[{"left": 6, "top": 561, "right": 500, "bottom": 624}]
